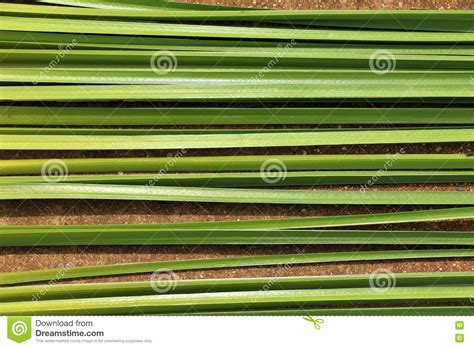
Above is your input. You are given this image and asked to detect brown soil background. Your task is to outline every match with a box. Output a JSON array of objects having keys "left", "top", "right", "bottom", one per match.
[{"left": 0, "top": 0, "right": 473, "bottom": 290}]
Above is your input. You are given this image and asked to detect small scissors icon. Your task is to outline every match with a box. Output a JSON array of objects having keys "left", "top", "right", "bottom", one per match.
[{"left": 303, "top": 316, "right": 324, "bottom": 330}]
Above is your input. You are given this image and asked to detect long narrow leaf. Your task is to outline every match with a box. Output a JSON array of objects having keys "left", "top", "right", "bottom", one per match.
[
  {"left": 2, "top": 171, "right": 472, "bottom": 186},
  {"left": 1, "top": 107, "right": 473, "bottom": 126},
  {"left": 0, "top": 271, "right": 471, "bottom": 302},
  {"left": 5, "top": 4, "right": 473, "bottom": 21},
  {"left": 1, "top": 129, "right": 473, "bottom": 150},
  {"left": 1, "top": 155, "right": 472, "bottom": 175},
  {"left": 4, "top": 70, "right": 474, "bottom": 85},
  {"left": 4, "top": 4, "right": 473, "bottom": 32},
  {"left": 2, "top": 16, "right": 473, "bottom": 43},
  {"left": 9, "top": 127, "right": 441, "bottom": 135},
  {"left": 1, "top": 286, "right": 473, "bottom": 315},
  {"left": 32, "top": 2, "right": 474, "bottom": 21},
  {"left": 0, "top": 184, "right": 472, "bottom": 205},
  {"left": 5, "top": 207, "right": 472, "bottom": 232},
  {"left": 7, "top": 48, "right": 474, "bottom": 63},
  {"left": 2, "top": 85, "right": 472, "bottom": 102},
  {"left": 1, "top": 228, "right": 472, "bottom": 247},
  {"left": 3, "top": 31, "right": 473, "bottom": 54},
  {"left": 1, "top": 249, "right": 472, "bottom": 285},
  {"left": 3, "top": 50, "right": 473, "bottom": 69},
  {"left": 5, "top": 127, "right": 471, "bottom": 136}
]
